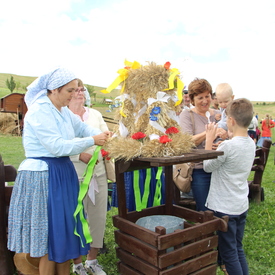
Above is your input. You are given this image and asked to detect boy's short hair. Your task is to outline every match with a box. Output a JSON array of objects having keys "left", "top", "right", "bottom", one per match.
[
  {"left": 215, "top": 83, "right": 233, "bottom": 96},
  {"left": 226, "top": 98, "right": 253, "bottom": 128},
  {"left": 188, "top": 78, "right": 212, "bottom": 103}
]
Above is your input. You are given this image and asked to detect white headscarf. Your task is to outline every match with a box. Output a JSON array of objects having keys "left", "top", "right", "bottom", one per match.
[
  {"left": 83, "top": 86, "right": 91, "bottom": 107},
  {"left": 25, "top": 67, "right": 76, "bottom": 108}
]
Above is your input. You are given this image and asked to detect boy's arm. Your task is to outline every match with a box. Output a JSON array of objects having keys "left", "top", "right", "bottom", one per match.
[{"left": 203, "top": 140, "right": 226, "bottom": 173}]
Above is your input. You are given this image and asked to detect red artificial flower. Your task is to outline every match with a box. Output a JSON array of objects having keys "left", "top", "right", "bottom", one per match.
[
  {"left": 159, "top": 135, "right": 172, "bottom": 144},
  {"left": 165, "top": 127, "right": 179, "bottom": 134},
  {"left": 164, "top": 62, "right": 171, "bottom": 70},
  {"left": 131, "top": 132, "right": 146, "bottom": 140},
  {"left": 101, "top": 149, "right": 109, "bottom": 158}
]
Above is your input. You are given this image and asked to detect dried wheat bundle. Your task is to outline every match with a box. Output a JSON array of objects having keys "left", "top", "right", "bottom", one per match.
[
  {"left": 101, "top": 60, "right": 194, "bottom": 160},
  {"left": 103, "top": 137, "right": 142, "bottom": 161}
]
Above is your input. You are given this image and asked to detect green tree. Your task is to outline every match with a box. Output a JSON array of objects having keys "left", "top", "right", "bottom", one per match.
[{"left": 6, "top": 76, "right": 16, "bottom": 93}]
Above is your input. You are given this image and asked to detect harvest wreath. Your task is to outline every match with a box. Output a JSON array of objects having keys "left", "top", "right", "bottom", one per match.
[{"left": 101, "top": 60, "right": 194, "bottom": 161}]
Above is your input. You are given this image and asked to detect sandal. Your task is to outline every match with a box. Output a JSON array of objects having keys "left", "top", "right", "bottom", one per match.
[{"left": 220, "top": 264, "right": 229, "bottom": 275}]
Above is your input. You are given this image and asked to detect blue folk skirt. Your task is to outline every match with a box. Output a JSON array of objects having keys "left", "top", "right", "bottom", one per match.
[{"left": 8, "top": 157, "right": 89, "bottom": 263}]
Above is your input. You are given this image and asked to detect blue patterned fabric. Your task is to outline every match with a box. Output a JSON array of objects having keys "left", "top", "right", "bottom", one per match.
[
  {"left": 25, "top": 67, "right": 76, "bottom": 107},
  {"left": 8, "top": 171, "right": 49, "bottom": 257}
]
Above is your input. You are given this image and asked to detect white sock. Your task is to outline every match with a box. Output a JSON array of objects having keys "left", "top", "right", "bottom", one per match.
[{"left": 86, "top": 259, "right": 97, "bottom": 265}]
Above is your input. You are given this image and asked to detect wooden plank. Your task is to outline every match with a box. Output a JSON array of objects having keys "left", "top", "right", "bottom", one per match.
[
  {"left": 116, "top": 248, "right": 159, "bottom": 275},
  {"left": 115, "top": 150, "right": 224, "bottom": 172},
  {"left": 115, "top": 230, "right": 159, "bottom": 266},
  {"left": 159, "top": 251, "right": 218, "bottom": 275},
  {"left": 164, "top": 166, "right": 173, "bottom": 215},
  {"left": 124, "top": 205, "right": 166, "bottom": 222},
  {"left": 118, "top": 262, "right": 143, "bottom": 275},
  {"left": 5, "top": 186, "right": 13, "bottom": 206},
  {"left": 136, "top": 150, "right": 223, "bottom": 167},
  {"left": 157, "top": 219, "right": 222, "bottom": 250},
  {"left": 113, "top": 216, "right": 159, "bottom": 247},
  {"left": 158, "top": 236, "right": 218, "bottom": 268},
  {"left": 171, "top": 204, "right": 205, "bottom": 223},
  {"left": 4, "top": 165, "right": 17, "bottom": 182},
  {"left": 191, "top": 264, "right": 217, "bottom": 275},
  {"left": 172, "top": 205, "right": 228, "bottom": 231}
]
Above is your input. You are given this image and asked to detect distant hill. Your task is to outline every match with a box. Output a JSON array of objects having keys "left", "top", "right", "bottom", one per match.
[{"left": 0, "top": 72, "right": 121, "bottom": 100}]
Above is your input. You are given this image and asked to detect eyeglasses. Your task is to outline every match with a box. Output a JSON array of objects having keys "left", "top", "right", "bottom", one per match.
[{"left": 75, "top": 88, "right": 85, "bottom": 93}]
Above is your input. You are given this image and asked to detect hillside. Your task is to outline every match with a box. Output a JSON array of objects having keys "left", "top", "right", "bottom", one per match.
[{"left": 0, "top": 72, "right": 121, "bottom": 101}]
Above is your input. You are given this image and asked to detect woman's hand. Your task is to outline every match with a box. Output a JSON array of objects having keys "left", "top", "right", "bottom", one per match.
[
  {"left": 79, "top": 152, "right": 92, "bottom": 164},
  {"left": 93, "top": 132, "right": 109, "bottom": 146},
  {"left": 103, "top": 130, "right": 113, "bottom": 137}
]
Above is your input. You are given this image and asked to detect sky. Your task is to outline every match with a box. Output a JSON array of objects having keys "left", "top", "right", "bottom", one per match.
[{"left": 0, "top": 0, "right": 274, "bottom": 102}]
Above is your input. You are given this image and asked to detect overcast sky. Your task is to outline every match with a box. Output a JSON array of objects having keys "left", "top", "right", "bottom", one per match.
[{"left": 0, "top": 0, "right": 274, "bottom": 101}]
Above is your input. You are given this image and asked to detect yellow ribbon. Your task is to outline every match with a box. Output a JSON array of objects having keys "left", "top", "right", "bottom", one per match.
[
  {"left": 163, "top": 68, "right": 179, "bottom": 90},
  {"left": 175, "top": 76, "right": 184, "bottom": 106},
  {"left": 101, "top": 68, "right": 129, "bottom": 94},
  {"left": 163, "top": 68, "right": 184, "bottom": 106},
  {"left": 119, "top": 100, "right": 126, "bottom": 117},
  {"left": 125, "top": 60, "right": 141, "bottom": 70},
  {"left": 101, "top": 60, "right": 141, "bottom": 94}
]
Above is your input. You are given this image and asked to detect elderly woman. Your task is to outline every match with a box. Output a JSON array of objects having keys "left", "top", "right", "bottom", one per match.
[
  {"left": 179, "top": 78, "right": 221, "bottom": 211},
  {"left": 8, "top": 68, "right": 110, "bottom": 275},
  {"left": 69, "top": 79, "right": 109, "bottom": 275}
]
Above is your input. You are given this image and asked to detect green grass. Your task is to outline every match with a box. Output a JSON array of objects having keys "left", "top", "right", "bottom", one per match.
[{"left": 1, "top": 134, "right": 275, "bottom": 274}]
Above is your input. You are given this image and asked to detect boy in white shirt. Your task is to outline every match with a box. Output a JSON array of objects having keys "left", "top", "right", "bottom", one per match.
[{"left": 203, "top": 98, "right": 255, "bottom": 275}]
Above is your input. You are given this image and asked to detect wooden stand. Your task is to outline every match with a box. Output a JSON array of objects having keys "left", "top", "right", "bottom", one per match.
[
  {"left": 0, "top": 155, "right": 17, "bottom": 275},
  {"left": 113, "top": 149, "right": 228, "bottom": 275}
]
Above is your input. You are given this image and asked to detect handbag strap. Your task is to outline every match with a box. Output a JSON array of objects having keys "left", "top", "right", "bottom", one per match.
[{"left": 189, "top": 109, "right": 195, "bottom": 135}]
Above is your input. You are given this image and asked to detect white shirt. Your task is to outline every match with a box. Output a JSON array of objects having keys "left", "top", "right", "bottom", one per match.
[{"left": 203, "top": 136, "right": 255, "bottom": 215}]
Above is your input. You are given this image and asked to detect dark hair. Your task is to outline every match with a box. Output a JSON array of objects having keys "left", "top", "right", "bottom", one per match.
[
  {"left": 183, "top": 90, "right": 188, "bottom": 94},
  {"left": 188, "top": 78, "right": 212, "bottom": 104}
]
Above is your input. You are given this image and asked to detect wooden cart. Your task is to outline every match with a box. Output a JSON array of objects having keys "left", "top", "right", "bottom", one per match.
[
  {"left": 113, "top": 149, "right": 228, "bottom": 275},
  {"left": 0, "top": 93, "right": 27, "bottom": 133}
]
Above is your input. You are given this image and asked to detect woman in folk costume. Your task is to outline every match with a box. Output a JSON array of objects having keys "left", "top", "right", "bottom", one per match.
[{"left": 8, "top": 67, "right": 110, "bottom": 275}]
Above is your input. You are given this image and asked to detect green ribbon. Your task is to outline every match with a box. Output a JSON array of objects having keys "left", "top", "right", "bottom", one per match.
[
  {"left": 73, "top": 146, "right": 101, "bottom": 246},
  {"left": 153, "top": 167, "right": 163, "bottom": 206},
  {"left": 133, "top": 168, "right": 163, "bottom": 211}
]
